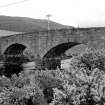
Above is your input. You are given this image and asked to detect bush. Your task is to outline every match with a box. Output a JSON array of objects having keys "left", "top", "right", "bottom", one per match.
[
  {"left": 23, "top": 48, "right": 35, "bottom": 62},
  {"left": 0, "top": 71, "right": 47, "bottom": 105},
  {"left": 0, "top": 69, "right": 65, "bottom": 105},
  {"left": 50, "top": 48, "right": 105, "bottom": 105}
]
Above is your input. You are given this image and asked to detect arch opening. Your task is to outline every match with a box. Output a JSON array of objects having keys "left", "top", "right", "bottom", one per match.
[
  {"left": 42, "top": 42, "right": 80, "bottom": 69},
  {"left": 3, "top": 43, "right": 28, "bottom": 77},
  {"left": 4, "top": 43, "right": 26, "bottom": 55}
]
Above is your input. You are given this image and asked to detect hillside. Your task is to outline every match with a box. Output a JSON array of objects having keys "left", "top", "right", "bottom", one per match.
[{"left": 0, "top": 15, "right": 72, "bottom": 32}]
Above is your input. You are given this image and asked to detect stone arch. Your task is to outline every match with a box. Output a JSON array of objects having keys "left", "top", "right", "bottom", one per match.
[
  {"left": 42, "top": 42, "right": 80, "bottom": 69},
  {"left": 43, "top": 42, "right": 80, "bottom": 58},
  {"left": 4, "top": 43, "right": 26, "bottom": 55},
  {"left": 3, "top": 43, "right": 28, "bottom": 77}
]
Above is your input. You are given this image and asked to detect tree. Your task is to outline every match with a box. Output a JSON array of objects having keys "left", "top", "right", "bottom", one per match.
[
  {"left": 23, "top": 48, "right": 35, "bottom": 62},
  {"left": 50, "top": 48, "right": 105, "bottom": 105}
]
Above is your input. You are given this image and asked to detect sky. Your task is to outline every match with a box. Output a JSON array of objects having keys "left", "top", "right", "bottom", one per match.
[{"left": 0, "top": 0, "right": 105, "bottom": 27}]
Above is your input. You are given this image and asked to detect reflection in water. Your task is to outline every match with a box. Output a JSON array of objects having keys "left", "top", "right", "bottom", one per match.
[
  {"left": 4, "top": 63, "right": 22, "bottom": 77},
  {"left": 4, "top": 54, "right": 29, "bottom": 77}
]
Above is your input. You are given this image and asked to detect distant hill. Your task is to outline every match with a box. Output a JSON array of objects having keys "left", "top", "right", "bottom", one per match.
[{"left": 0, "top": 15, "right": 72, "bottom": 32}]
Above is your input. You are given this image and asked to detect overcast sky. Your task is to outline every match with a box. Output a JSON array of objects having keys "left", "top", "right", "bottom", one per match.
[{"left": 0, "top": 0, "right": 105, "bottom": 27}]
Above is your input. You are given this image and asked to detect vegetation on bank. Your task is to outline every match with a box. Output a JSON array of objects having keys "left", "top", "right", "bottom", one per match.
[{"left": 0, "top": 48, "right": 105, "bottom": 105}]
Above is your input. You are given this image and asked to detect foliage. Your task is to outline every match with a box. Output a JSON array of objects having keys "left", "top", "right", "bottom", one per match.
[
  {"left": 0, "top": 69, "right": 64, "bottom": 105},
  {"left": 67, "top": 48, "right": 105, "bottom": 74},
  {"left": 50, "top": 48, "right": 105, "bottom": 105},
  {"left": 23, "top": 48, "right": 35, "bottom": 62},
  {"left": 1, "top": 48, "right": 105, "bottom": 105},
  {"left": 0, "top": 70, "right": 47, "bottom": 105}
]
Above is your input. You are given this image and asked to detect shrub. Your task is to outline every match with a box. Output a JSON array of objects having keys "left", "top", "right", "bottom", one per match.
[
  {"left": 50, "top": 48, "right": 105, "bottom": 105},
  {"left": 0, "top": 70, "right": 47, "bottom": 105},
  {"left": 67, "top": 48, "right": 105, "bottom": 74},
  {"left": 0, "top": 84, "right": 46, "bottom": 105},
  {"left": 0, "top": 69, "right": 65, "bottom": 105},
  {"left": 23, "top": 48, "right": 35, "bottom": 62}
]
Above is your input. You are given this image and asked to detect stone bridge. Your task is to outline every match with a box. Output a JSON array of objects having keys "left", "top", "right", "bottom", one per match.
[{"left": 0, "top": 27, "right": 105, "bottom": 59}]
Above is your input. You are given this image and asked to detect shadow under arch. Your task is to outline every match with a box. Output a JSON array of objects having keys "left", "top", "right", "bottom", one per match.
[
  {"left": 3, "top": 43, "right": 28, "bottom": 77},
  {"left": 42, "top": 42, "right": 80, "bottom": 69},
  {"left": 4, "top": 43, "right": 26, "bottom": 55}
]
